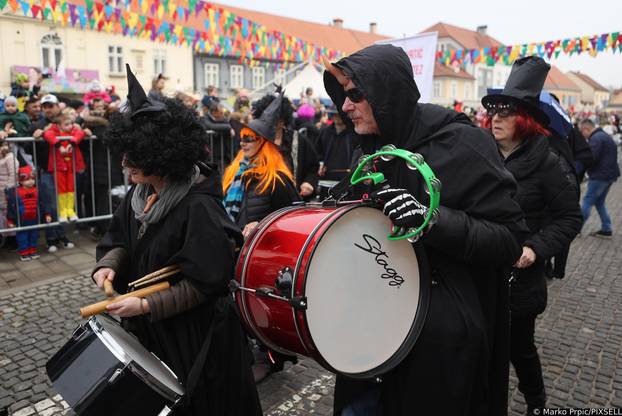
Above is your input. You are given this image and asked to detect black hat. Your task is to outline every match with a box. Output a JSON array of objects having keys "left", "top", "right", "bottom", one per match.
[
  {"left": 125, "top": 64, "right": 166, "bottom": 118},
  {"left": 231, "top": 93, "right": 282, "bottom": 142},
  {"left": 481, "top": 56, "right": 550, "bottom": 125}
]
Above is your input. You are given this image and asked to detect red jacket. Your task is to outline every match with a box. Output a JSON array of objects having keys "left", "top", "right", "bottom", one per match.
[{"left": 43, "top": 124, "right": 86, "bottom": 173}]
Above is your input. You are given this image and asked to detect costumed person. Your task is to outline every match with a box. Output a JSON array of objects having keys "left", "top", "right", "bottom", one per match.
[
  {"left": 10, "top": 72, "right": 40, "bottom": 112},
  {"left": 92, "top": 65, "right": 262, "bottom": 415},
  {"left": 5, "top": 166, "right": 51, "bottom": 261},
  {"left": 251, "top": 91, "right": 319, "bottom": 201},
  {"left": 323, "top": 44, "right": 526, "bottom": 415},
  {"left": 481, "top": 56, "right": 582, "bottom": 413},
  {"left": 0, "top": 141, "right": 17, "bottom": 249},
  {"left": 43, "top": 108, "right": 86, "bottom": 222},
  {"left": 224, "top": 93, "right": 300, "bottom": 382}
]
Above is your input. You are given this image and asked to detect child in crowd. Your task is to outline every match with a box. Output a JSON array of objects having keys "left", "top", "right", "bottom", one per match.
[
  {"left": 82, "top": 80, "right": 111, "bottom": 106},
  {"left": 0, "top": 96, "right": 32, "bottom": 139},
  {"left": 5, "top": 166, "right": 51, "bottom": 261},
  {"left": 10, "top": 73, "right": 40, "bottom": 112},
  {"left": 43, "top": 109, "right": 86, "bottom": 222},
  {"left": 0, "top": 142, "right": 17, "bottom": 247}
]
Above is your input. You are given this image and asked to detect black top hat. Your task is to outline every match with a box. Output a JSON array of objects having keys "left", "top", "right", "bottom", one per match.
[
  {"left": 125, "top": 64, "right": 166, "bottom": 118},
  {"left": 481, "top": 56, "right": 550, "bottom": 125},
  {"left": 231, "top": 94, "right": 283, "bottom": 143}
]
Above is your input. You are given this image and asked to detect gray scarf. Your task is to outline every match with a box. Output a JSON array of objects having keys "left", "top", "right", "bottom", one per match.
[{"left": 131, "top": 165, "right": 200, "bottom": 239}]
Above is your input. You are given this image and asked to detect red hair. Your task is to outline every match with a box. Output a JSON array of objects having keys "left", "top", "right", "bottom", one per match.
[{"left": 483, "top": 107, "right": 550, "bottom": 138}]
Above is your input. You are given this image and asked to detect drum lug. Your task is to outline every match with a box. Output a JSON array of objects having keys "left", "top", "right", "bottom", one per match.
[
  {"left": 107, "top": 366, "right": 126, "bottom": 385},
  {"left": 275, "top": 267, "right": 294, "bottom": 298},
  {"left": 72, "top": 322, "right": 89, "bottom": 340},
  {"left": 289, "top": 296, "right": 307, "bottom": 310}
]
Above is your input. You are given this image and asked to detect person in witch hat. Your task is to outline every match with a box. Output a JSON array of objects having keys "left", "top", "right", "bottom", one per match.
[
  {"left": 224, "top": 91, "right": 300, "bottom": 239},
  {"left": 481, "top": 56, "right": 582, "bottom": 414},
  {"left": 92, "top": 65, "right": 262, "bottom": 415}
]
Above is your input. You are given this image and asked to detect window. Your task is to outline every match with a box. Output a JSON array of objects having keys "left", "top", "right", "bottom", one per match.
[
  {"left": 274, "top": 68, "right": 286, "bottom": 85},
  {"left": 204, "top": 63, "right": 219, "bottom": 88},
  {"left": 153, "top": 50, "right": 166, "bottom": 76},
  {"left": 477, "top": 68, "right": 492, "bottom": 98},
  {"left": 433, "top": 81, "right": 441, "bottom": 98},
  {"left": 230, "top": 65, "right": 244, "bottom": 89},
  {"left": 450, "top": 81, "right": 457, "bottom": 99},
  {"left": 41, "top": 33, "right": 63, "bottom": 71},
  {"left": 252, "top": 67, "right": 265, "bottom": 89},
  {"left": 108, "top": 46, "right": 124, "bottom": 75},
  {"left": 465, "top": 83, "right": 471, "bottom": 100}
]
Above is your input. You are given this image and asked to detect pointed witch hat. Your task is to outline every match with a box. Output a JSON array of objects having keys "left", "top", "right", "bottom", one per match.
[
  {"left": 125, "top": 64, "right": 166, "bottom": 118},
  {"left": 230, "top": 92, "right": 283, "bottom": 142}
]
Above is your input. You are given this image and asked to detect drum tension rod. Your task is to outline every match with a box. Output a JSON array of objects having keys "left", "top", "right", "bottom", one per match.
[{"left": 229, "top": 280, "right": 308, "bottom": 310}]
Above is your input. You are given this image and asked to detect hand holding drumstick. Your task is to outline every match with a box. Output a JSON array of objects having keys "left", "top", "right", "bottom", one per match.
[{"left": 91, "top": 267, "right": 150, "bottom": 317}]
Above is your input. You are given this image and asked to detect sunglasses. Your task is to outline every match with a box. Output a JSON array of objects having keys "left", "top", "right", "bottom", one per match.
[
  {"left": 19, "top": 173, "right": 36, "bottom": 180},
  {"left": 486, "top": 103, "right": 516, "bottom": 118},
  {"left": 344, "top": 87, "right": 366, "bottom": 103}
]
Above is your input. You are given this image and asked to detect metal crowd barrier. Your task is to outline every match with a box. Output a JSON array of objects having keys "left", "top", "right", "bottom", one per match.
[{"left": 0, "top": 131, "right": 237, "bottom": 236}]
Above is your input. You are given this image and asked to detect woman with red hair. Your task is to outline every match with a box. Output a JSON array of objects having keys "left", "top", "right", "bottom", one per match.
[{"left": 482, "top": 56, "right": 582, "bottom": 414}]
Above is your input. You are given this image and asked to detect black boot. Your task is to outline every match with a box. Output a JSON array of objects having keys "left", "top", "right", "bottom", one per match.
[{"left": 525, "top": 389, "right": 546, "bottom": 415}]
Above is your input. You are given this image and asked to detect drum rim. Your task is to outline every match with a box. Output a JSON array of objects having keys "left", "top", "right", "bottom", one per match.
[
  {"left": 237, "top": 205, "right": 308, "bottom": 357},
  {"left": 295, "top": 204, "right": 431, "bottom": 379},
  {"left": 90, "top": 314, "right": 185, "bottom": 400}
]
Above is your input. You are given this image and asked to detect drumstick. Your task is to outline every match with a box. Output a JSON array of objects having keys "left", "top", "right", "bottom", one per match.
[
  {"left": 127, "top": 264, "right": 180, "bottom": 288},
  {"left": 132, "top": 269, "right": 180, "bottom": 289},
  {"left": 103, "top": 279, "right": 114, "bottom": 297},
  {"left": 80, "top": 282, "right": 170, "bottom": 318}
]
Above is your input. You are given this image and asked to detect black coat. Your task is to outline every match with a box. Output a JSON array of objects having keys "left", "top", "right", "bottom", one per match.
[
  {"left": 96, "top": 164, "right": 262, "bottom": 415},
  {"left": 235, "top": 172, "right": 300, "bottom": 228},
  {"left": 279, "top": 128, "right": 319, "bottom": 194},
  {"left": 504, "top": 135, "right": 582, "bottom": 317},
  {"left": 324, "top": 44, "right": 526, "bottom": 416},
  {"left": 316, "top": 124, "right": 359, "bottom": 181}
]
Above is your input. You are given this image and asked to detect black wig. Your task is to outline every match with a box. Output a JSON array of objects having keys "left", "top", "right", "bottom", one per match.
[{"left": 104, "top": 98, "right": 208, "bottom": 182}]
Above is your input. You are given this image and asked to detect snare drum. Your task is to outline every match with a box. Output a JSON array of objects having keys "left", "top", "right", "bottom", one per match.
[
  {"left": 46, "top": 314, "right": 184, "bottom": 415},
  {"left": 235, "top": 203, "right": 430, "bottom": 379}
]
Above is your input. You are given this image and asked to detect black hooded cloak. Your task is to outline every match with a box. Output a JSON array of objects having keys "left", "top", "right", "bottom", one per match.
[
  {"left": 324, "top": 44, "right": 526, "bottom": 415},
  {"left": 96, "top": 164, "right": 262, "bottom": 415}
]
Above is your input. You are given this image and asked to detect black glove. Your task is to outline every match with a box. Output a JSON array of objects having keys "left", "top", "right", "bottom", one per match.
[{"left": 371, "top": 187, "right": 428, "bottom": 230}]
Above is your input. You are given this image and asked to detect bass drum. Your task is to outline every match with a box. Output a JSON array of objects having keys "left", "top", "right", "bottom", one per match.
[{"left": 235, "top": 203, "right": 430, "bottom": 379}]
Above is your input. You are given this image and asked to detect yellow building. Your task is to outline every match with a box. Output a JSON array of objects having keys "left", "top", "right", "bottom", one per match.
[
  {"left": 544, "top": 66, "right": 581, "bottom": 111},
  {"left": 0, "top": 11, "right": 193, "bottom": 98},
  {"left": 566, "top": 71, "right": 611, "bottom": 111},
  {"left": 431, "top": 62, "right": 477, "bottom": 108}
]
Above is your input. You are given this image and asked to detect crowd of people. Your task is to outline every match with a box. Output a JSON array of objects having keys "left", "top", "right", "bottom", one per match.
[{"left": 1, "top": 48, "right": 621, "bottom": 415}]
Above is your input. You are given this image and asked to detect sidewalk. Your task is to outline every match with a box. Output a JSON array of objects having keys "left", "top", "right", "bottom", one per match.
[{"left": 1, "top": 180, "right": 622, "bottom": 415}]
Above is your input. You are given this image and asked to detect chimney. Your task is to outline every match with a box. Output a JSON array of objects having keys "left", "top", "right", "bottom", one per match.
[
  {"left": 476, "top": 25, "right": 487, "bottom": 35},
  {"left": 332, "top": 18, "right": 343, "bottom": 28},
  {"left": 369, "top": 22, "right": 377, "bottom": 34}
]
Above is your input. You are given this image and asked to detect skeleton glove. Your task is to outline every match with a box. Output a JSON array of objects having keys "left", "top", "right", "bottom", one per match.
[{"left": 371, "top": 188, "right": 428, "bottom": 230}]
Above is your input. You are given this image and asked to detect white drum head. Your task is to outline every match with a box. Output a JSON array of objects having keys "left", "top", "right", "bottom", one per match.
[
  {"left": 304, "top": 206, "right": 421, "bottom": 375},
  {"left": 95, "top": 315, "right": 184, "bottom": 396}
]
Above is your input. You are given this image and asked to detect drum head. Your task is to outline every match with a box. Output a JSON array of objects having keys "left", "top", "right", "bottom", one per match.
[
  {"left": 95, "top": 315, "right": 184, "bottom": 396},
  {"left": 304, "top": 206, "right": 424, "bottom": 376}
]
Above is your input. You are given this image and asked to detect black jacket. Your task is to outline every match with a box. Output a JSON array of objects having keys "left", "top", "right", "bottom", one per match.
[
  {"left": 96, "top": 163, "right": 261, "bottom": 415},
  {"left": 324, "top": 44, "right": 526, "bottom": 416},
  {"left": 279, "top": 128, "right": 319, "bottom": 195},
  {"left": 503, "top": 135, "right": 582, "bottom": 316},
  {"left": 316, "top": 124, "right": 359, "bottom": 181},
  {"left": 235, "top": 172, "right": 300, "bottom": 228}
]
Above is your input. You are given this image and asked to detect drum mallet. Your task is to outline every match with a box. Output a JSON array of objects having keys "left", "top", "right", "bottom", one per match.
[
  {"left": 103, "top": 279, "right": 114, "bottom": 297},
  {"left": 80, "top": 282, "right": 170, "bottom": 318}
]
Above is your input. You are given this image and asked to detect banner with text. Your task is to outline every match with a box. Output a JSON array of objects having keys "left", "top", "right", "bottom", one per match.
[{"left": 377, "top": 32, "right": 438, "bottom": 103}]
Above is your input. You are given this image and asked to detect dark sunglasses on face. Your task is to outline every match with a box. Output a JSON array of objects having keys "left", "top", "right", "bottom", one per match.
[
  {"left": 486, "top": 103, "right": 516, "bottom": 118},
  {"left": 344, "top": 87, "right": 366, "bottom": 103},
  {"left": 240, "top": 135, "right": 258, "bottom": 144}
]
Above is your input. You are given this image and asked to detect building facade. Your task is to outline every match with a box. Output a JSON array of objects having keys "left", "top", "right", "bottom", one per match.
[
  {"left": 0, "top": 13, "right": 193, "bottom": 99},
  {"left": 567, "top": 71, "right": 611, "bottom": 111},
  {"left": 431, "top": 63, "right": 477, "bottom": 108},
  {"left": 544, "top": 66, "right": 581, "bottom": 111}
]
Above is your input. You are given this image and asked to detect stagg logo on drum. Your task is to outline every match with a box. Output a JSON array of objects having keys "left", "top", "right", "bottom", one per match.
[{"left": 354, "top": 234, "right": 405, "bottom": 288}]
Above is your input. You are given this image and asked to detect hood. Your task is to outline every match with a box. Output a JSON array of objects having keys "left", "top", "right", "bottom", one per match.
[
  {"left": 188, "top": 161, "right": 224, "bottom": 200},
  {"left": 324, "top": 44, "right": 471, "bottom": 153},
  {"left": 324, "top": 44, "right": 420, "bottom": 146}
]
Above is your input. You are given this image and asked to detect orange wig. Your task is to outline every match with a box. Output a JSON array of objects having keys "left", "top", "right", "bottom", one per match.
[{"left": 223, "top": 133, "right": 294, "bottom": 195}]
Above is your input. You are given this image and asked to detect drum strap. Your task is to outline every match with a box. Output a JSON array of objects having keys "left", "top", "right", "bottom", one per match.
[{"left": 184, "top": 318, "right": 215, "bottom": 402}]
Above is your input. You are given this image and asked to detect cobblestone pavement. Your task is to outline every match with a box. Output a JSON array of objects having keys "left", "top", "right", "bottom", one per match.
[{"left": 1, "top": 181, "right": 622, "bottom": 415}]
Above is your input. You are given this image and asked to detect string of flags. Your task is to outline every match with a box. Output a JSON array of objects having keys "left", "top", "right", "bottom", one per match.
[
  {"left": 0, "top": 0, "right": 343, "bottom": 66},
  {"left": 437, "top": 31, "right": 622, "bottom": 66}
]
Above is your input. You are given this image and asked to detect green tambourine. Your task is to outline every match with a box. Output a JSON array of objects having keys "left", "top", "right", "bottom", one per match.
[{"left": 350, "top": 145, "right": 442, "bottom": 242}]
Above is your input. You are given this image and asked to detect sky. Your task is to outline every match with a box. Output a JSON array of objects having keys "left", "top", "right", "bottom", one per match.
[{"left": 219, "top": 0, "right": 622, "bottom": 88}]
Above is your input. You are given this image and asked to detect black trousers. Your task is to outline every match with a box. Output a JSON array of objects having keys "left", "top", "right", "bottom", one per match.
[{"left": 510, "top": 315, "right": 545, "bottom": 399}]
